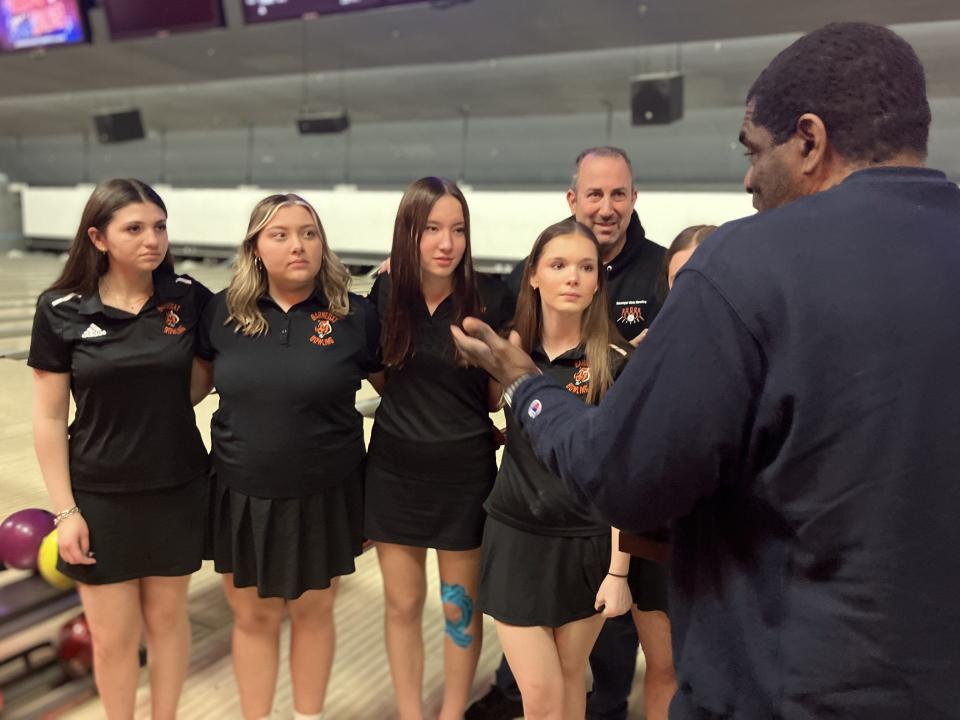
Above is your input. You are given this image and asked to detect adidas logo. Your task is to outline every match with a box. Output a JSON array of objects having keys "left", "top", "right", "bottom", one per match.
[{"left": 81, "top": 323, "right": 107, "bottom": 339}]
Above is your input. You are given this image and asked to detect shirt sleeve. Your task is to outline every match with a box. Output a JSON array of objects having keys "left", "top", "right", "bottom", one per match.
[
  {"left": 191, "top": 278, "right": 214, "bottom": 316},
  {"left": 480, "top": 274, "right": 515, "bottom": 332},
  {"left": 512, "top": 269, "right": 764, "bottom": 533},
  {"left": 357, "top": 296, "right": 384, "bottom": 374},
  {"left": 27, "top": 295, "right": 72, "bottom": 373},
  {"left": 194, "top": 292, "right": 218, "bottom": 361}
]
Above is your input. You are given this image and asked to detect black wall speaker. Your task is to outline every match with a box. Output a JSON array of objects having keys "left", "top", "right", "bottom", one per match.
[
  {"left": 94, "top": 109, "right": 145, "bottom": 143},
  {"left": 630, "top": 73, "right": 684, "bottom": 125},
  {"left": 297, "top": 111, "right": 351, "bottom": 134}
]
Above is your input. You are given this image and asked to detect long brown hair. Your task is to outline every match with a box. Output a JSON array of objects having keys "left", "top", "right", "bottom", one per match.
[
  {"left": 225, "top": 193, "right": 351, "bottom": 336},
  {"left": 513, "top": 218, "right": 627, "bottom": 405},
  {"left": 46, "top": 178, "right": 173, "bottom": 295},
  {"left": 659, "top": 224, "right": 718, "bottom": 296},
  {"left": 382, "top": 177, "right": 481, "bottom": 367}
]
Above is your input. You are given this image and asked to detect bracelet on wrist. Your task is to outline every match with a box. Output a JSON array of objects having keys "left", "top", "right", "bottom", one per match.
[
  {"left": 54, "top": 505, "right": 81, "bottom": 527},
  {"left": 607, "top": 571, "right": 628, "bottom": 578}
]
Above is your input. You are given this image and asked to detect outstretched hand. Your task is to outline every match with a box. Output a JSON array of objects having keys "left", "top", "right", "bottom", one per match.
[{"left": 450, "top": 317, "right": 538, "bottom": 386}]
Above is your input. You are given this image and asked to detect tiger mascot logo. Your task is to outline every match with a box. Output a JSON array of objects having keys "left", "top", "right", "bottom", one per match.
[
  {"left": 566, "top": 364, "right": 590, "bottom": 395},
  {"left": 310, "top": 312, "right": 337, "bottom": 346},
  {"left": 158, "top": 302, "right": 186, "bottom": 335}
]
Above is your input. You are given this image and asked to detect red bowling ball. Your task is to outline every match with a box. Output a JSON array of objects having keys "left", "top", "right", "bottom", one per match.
[{"left": 58, "top": 614, "right": 94, "bottom": 679}]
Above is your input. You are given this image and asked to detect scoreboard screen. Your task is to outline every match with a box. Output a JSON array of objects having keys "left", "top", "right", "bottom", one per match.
[
  {"left": 243, "top": 0, "right": 426, "bottom": 24},
  {"left": 102, "top": 0, "right": 225, "bottom": 40},
  {"left": 0, "top": 0, "right": 87, "bottom": 51}
]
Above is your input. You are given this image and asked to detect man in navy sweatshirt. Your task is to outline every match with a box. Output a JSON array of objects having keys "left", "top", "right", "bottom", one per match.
[{"left": 452, "top": 22, "right": 960, "bottom": 719}]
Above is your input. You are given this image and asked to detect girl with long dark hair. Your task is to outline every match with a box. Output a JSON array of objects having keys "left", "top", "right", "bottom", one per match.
[
  {"left": 365, "top": 177, "right": 511, "bottom": 720},
  {"left": 29, "top": 179, "right": 211, "bottom": 719}
]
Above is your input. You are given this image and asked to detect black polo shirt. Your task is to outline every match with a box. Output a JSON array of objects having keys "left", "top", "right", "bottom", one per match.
[
  {"left": 27, "top": 270, "right": 211, "bottom": 493},
  {"left": 505, "top": 212, "right": 666, "bottom": 342},
  {"left": 485, "top": 343, "right": 628, "bottom": 537},
  {"left": 196, "top": 290, "right": 380, "bottom": 499},
  {"left": 368, "top": 272, "right": 512, "bottom": 443}
]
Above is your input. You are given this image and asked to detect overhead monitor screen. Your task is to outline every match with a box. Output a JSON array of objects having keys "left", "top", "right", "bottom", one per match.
[
  {"left": 102, "top": 0, "right": 225, "bottom": 40},
  {"left": 243, "top": 0, "right": 426, "bottom": 24},
  {"left": 0, "top": 0, "right": 87, "bottom": 51}
]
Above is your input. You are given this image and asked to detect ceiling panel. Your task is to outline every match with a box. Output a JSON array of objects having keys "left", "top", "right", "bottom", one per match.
[{"left": 0, "top": 0, "right": 957, "bottom": 99}]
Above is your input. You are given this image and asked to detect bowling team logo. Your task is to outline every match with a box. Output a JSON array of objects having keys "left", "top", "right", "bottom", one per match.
[
  {"left": 566, "top": 361, "right": 590, "bottom": 395},
  {"left": 617, "top": 304, "right": 645, "bottom": 326},
  {"left": 310, "top": 311, "right": 338, "bottom": 347},
  {"left": 157, "top": 303, "right": 186, "bottom": 335}
]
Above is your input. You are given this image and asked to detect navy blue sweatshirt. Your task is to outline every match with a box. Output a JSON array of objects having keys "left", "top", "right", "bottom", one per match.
[{"left": 511, "top": 167, "right": 960, "bottom": 718}]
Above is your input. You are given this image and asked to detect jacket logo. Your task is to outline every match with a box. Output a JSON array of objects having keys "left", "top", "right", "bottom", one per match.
[
  {"left": 617, "top": 305, "right": 645, "bottom": 325},
  {"left": 310, "top": 311, "right": 337, "bottom": 346},
  {"left": 81, "top": 323, "right": 106, "bottom": 339},
  {"left": 157, "top": 303, "right": 186, "bottom": 335},
  {"left": 566, "top": 361, "right": 590, "bottom": 395}
]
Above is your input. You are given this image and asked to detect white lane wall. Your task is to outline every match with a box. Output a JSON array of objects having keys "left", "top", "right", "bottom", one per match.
[{"left": 19, "top": 184, "right": 755, "bottom": 261}]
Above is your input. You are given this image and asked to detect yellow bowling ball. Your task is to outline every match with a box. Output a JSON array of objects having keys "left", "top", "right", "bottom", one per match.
[{"left": 37, "top": 529, "right": 74, "bottom": 591}]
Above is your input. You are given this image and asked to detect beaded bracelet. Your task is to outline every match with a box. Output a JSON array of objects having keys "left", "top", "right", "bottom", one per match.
[{"left": 54, "top": 505, "right": 81, "bottom": 527}]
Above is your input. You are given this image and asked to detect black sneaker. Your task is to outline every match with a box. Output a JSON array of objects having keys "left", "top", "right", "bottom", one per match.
[{"left": 464, "top": 685, "right": 524, "bottom": 720}]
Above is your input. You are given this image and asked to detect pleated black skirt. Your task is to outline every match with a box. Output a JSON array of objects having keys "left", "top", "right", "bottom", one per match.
[
  {"left": 479, "top": 516, "right": 610, "bottom": 628},
  {"left": 206, "top": 467, "right": 364, "bottom": 599},
  {"left": 58, "top": 479, "right": 207, "bottom": 585}
]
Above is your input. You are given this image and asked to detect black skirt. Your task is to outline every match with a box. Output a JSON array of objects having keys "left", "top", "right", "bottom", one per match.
[
  {"left": 206, "top": 468, "right": 363, "bottom": 600},
  {"left": 479, "top": 517, "right": 610, "bottom": 628},
  {"left": 628, "top": 555, "right": 669, "bottom": 613},
  {"left": 364, "top": 426, "right": 497, "bottom": 551},
  {"left": 58, "top": 479, "right": 207, "bottom": 585}
]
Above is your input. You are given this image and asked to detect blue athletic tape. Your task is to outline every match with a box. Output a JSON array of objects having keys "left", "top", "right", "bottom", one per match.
[{"left": 440, "top": 582, "right": 474, "bottom": 648}]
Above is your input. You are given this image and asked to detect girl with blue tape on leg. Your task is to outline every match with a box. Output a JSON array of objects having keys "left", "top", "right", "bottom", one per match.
[
  {"left": 364, "top": 177, "right": 512, "bottom": 720},
  {"left": 479, "top": 218, "right": 634, "bottom": 720}
]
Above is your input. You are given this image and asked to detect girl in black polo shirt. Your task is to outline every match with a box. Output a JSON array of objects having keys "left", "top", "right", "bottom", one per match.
[
  {"left": 29, "top": 179, "right": 211, "bottom": 719},
  {"left": 193, "top": 194, "right": 379, "bottom": 720},
  {"left": 365, "top": 177, "right": 511, "bottom": 720},
  {"left": 479, "top": 218, "right": 634, "bottom": 719}
]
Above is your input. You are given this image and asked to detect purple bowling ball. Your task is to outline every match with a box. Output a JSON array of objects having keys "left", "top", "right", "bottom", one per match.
[{"left": 0, "top": 509, "right": 56, "bottom": 570}]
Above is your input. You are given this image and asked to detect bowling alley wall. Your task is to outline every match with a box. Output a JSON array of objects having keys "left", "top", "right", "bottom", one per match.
[{"left": 16, "top": 184, "right": 754, "bottom": 265}]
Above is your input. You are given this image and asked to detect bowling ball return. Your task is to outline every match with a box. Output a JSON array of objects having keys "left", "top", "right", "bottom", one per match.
[
  {"left": 0, "top": 568, "right": 151, "bottom": 719},
  {"left": 0, "top": 568, "right": 93, "bottom": 718}
]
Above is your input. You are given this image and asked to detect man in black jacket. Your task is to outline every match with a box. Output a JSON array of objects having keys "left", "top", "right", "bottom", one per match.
[
  {"left": 469, "top": 148, "right": 676, "bottom": 720},
  {"left": 504, "top": 148, "right": 665, "bottom": 346},
  {"left": 453, "top": 22, "right": 960, "bottom": 719}
]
